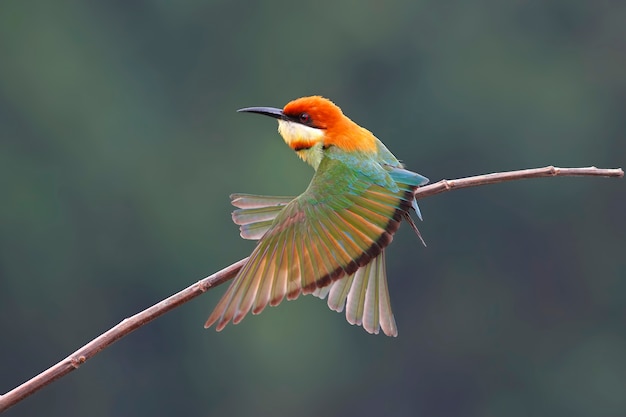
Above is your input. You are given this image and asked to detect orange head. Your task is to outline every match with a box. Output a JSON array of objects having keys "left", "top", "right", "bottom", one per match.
[{"left": 238, "top": 96, "right": 377, "bottom": 168}]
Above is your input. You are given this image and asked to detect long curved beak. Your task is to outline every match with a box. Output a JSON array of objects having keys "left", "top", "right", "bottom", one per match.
[{"left": 237, "top": 106, "right": 285, "bottom": 120}]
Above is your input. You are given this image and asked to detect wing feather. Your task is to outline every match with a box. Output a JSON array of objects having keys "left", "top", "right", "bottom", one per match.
[
  {"left": 251, "top": 235, "right": 280, "bottom": 315},
  {"left": 309, "top": 206, "right": 360, "bottom": 275},
  {"left": 239, "top": 221, "right": 274, "bottom": 240},
  {"left": 232, "top": 206, "right": 285, "bottom": 226},
  {"left": 318, "top": 211, "right": 370, "bottom": 264},
  {"left": 298, "top": 227, "right": 318, "bottom": 294},
  {"left": 304, "top": 206, "right": 347, "bottom": 286},
  {"left": 269, "top": 232, "right": 289, "bottom": 307},
  {"left": 231, "top": 247, "right": 266, "bottom": 324},
  {"left": 230, "top": 193, "right": 294, "bottom": 209},
  {"left": 230, "top": 194, "right": 295, "bottom": 240}
]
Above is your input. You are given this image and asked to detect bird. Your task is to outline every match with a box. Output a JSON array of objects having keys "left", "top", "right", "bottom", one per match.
[{"left": 204, "top": 96, "right": 428, "bottom": 336}]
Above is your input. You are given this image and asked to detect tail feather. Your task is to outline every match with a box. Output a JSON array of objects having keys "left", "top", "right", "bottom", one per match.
[{"left": 312, "top": 251, "right": 397, "bottom": 337}]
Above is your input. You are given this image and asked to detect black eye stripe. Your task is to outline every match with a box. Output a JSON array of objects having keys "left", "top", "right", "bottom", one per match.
[
  {"left": 299, "top": 112, "right": 310, "bottom": 123},
  {"left": 283, "top": 111, "right": 325, "bottom": 128}
]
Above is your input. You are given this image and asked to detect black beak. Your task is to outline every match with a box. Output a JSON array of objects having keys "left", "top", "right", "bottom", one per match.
[{"left": 237, "top": 106, "right": 285, "bottom": 120}]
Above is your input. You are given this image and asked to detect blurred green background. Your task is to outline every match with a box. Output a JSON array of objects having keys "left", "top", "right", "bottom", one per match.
[{"left": 1, "top": 0, "right": 624, "bottom": 416}]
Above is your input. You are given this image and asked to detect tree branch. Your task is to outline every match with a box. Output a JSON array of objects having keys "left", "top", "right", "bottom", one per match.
[{"left": 0, "top": 165, "right": 622, "bottom": 412}]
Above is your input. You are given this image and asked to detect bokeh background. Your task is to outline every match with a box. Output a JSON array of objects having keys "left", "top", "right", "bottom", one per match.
[{"left": 1, "top": 1, "right": 624, "bottom": 416}]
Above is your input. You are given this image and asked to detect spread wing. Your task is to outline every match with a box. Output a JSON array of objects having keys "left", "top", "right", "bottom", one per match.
[
  {"left": 230, "top": 194, "right": 398, "bottom": 335},
  {"left": 205, "top": 154, "right": 428, "bottom": 334}
]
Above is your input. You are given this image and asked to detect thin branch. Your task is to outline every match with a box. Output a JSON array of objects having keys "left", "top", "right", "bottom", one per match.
[
  {"left": 414, "top": 166, "right": 623, "bottom": 199},
  {"left": 0, "top": 165, "right": 622, "bottom": 413}
]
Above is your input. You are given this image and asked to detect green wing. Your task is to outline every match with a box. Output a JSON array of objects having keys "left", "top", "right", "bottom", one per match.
[
  {"left": 228, "top": 193, "right": 400, "bottom": 336},
  {"left": 205, "top": 151, "right": 427, "bottom": 334}
]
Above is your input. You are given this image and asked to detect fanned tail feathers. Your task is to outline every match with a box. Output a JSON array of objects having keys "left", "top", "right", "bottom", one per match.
[{"left": 313, "top": 250, "right": 397, "bottom": 336}]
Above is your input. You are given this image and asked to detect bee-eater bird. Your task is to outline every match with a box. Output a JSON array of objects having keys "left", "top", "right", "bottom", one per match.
[{"left": 204, "top": 96, "right": 428, "bottom": 336}]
